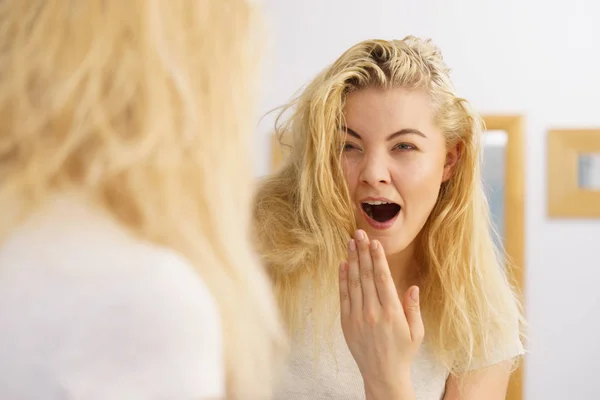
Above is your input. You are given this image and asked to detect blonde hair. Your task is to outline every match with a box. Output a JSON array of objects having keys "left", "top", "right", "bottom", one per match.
[
  {"left": 0, "top": 1, "right": 285, "bottom": 398},
  {"left": 253, "top": 37, "right": 524, "bottom": 374}
]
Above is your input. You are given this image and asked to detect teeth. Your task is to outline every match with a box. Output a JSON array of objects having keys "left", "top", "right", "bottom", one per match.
[{"left": 363, "top": 200, "right": 390, "bottom": 205}]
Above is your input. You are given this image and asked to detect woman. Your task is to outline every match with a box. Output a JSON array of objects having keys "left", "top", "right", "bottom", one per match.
[
  {"left": 254, "top": 36, "right": 525, "bottom": 399},
  {"left": 0, "top": 1, "right": 285, "bottom": 399}
]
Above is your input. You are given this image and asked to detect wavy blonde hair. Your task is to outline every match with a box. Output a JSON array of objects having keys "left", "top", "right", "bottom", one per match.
[
  {"left": 0, "top": 1, "right": 286, "bottom": 398},
  {"left": 254, "top": 36, "right": 524, "bottom": 374}
]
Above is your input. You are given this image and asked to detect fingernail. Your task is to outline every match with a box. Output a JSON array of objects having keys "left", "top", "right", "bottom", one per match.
[
  {"left": 348, "top": 239, "right": 356, "bottom": 251},
  {"left": 411, "top": 287, "right": 420, "bottom": 301},
  {"left": 370, "top": 240, "right": 378, "bottom": 250},
  {"left": 354, "top": 230, "right": 364, "bottom": 241}
]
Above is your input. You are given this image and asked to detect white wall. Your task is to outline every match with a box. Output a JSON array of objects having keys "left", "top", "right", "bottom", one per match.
[{"left": 255, "top": 0, "right": 600, "bottom": 399}]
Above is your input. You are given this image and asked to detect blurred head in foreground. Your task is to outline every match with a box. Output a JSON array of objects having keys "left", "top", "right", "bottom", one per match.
[{"left": 0, "top": 1, "right": 285, "bottom": 397}]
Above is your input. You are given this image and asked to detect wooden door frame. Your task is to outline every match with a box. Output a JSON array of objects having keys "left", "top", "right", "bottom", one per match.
[
  {"left": 483, "top": 115, "right": 526, "bottom": 400},
  {"left": 270, "top": 115, "right": 527, "bottom": 400}
]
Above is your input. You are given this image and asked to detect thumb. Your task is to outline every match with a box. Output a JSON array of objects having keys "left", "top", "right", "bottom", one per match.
[{"left": 403, "top": 286, "right": 424, "bottom": 343}]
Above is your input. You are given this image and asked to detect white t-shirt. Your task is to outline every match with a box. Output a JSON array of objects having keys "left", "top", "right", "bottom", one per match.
[
  {"left": 274, "top": 300, "right": 524, "bottom": 400},
  {"left": 0, "top": 196, "right": 224, "bottom": 400}
]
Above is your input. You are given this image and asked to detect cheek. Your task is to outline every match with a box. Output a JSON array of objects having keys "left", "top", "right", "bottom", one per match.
[{"left": 392, "top": 158, "right": 445, "bottom": 198}]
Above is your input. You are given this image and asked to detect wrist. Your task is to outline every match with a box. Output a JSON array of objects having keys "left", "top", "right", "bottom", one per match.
[{"left": 364, "top": 371, "right": 415, "bottom": 400}]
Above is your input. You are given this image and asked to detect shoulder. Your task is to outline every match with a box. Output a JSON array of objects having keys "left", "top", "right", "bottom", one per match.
[
  {"left": 476, "top": 331, "right": 526, "bottom": 370},
  {"left": 0, "top": 196, "right": 224, "bottom": 398}
]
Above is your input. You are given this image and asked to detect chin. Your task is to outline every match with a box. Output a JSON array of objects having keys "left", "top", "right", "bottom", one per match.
[
  {"left": 357, "top": 219, "right": 415, "bottom": 257},
  {"left": 355, "top": 223, "right": 405, "bottom": 251},
  {"left": 376, "top": 235, "right": 410, "bottom": 256}
]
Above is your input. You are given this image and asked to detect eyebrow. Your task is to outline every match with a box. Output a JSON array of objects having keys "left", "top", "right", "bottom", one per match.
[{"left": 342, "top": 126, "right": 427, "bottom": 140}]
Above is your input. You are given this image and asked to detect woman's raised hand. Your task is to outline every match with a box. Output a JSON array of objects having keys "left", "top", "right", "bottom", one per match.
[{"left": 339, "top": 229, "right": 424, "bottom": 400}]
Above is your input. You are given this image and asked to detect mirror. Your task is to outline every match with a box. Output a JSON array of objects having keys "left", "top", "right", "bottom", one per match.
[
  {"left": 578, "top": 153, "right": 600, "bottom": 190},
  {"left": 481, "top": 130, "right": 508, "bottom": 250}
]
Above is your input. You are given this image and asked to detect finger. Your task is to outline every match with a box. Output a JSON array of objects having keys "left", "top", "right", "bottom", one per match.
[
  {"left": 347, "top": 238, "right": 363, "bottom": 317},
  {"left": 354, "top": 229, "right": 379, "bottom": 310},
  {"left": 339, "top": 262, "right": 350, "bottom": 319},
  {"left": 403, "top": 286, "right": 425, "bottom": 343},
  {"left": 371, "top": 240, "right": 400, "bottom": 309}
]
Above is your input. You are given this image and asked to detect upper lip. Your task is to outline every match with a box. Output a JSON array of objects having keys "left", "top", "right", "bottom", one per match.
[{"left": 359, "top": 196, "right": 400, "bottom": 205}]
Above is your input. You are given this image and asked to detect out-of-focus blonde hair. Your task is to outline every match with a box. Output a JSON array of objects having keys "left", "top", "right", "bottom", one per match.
[
  {"left": 253, "top": 37, "right": 524, "bottom": 374},
  {"left": 0, "top": 1, "right": 285, "bottom": 398}
]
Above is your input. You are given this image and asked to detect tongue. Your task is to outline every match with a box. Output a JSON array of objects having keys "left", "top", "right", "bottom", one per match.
[{"left": 370, "top": 204, "right": 400, "bottom": 223}]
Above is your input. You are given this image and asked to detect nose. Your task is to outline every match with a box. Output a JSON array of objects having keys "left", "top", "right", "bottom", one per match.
[{"left": 359, "top": 153, "right": 391, "bottom": 186}]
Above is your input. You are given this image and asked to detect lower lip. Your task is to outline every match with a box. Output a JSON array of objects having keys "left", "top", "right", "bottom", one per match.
[{"left": 360, "top": 207, "right": 400, "bottom": 230}]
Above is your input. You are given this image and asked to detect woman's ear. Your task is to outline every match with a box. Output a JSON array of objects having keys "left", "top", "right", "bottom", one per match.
[{"left": 442, "top": 142, "right": 462, "bottom": 182}]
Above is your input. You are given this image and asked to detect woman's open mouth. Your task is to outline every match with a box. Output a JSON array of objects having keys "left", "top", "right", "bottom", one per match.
[{"left": 361, "top": 200, "right": 401, "bottom": 229}]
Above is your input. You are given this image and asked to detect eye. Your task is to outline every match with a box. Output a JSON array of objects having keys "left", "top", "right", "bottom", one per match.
[
  {"left": 394, "top": 142, "right": 417, "bottom": 152},
  {"left": 343, "top": 142, "right": 360, "bottom": 152}
]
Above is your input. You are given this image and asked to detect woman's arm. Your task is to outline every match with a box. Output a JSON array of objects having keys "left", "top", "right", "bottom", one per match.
[{"left": 443, "top": 360, "right": 513, "bottom": 400}]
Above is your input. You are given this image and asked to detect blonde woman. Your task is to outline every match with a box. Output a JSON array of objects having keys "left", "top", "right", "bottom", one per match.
[
  {"left": 254, "top": 37, "right": 525, "bottom": 399},
  {"left": 0, "top": 1, "right": 284, "bottom": 399}
]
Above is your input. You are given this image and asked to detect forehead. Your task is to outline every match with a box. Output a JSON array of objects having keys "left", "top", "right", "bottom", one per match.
[{"left": 343, "top": 87, "right": 436, "bottom": 137}]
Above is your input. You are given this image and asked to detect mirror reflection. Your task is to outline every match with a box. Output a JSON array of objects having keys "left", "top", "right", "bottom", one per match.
[
  {"left": 481, "top": 130, "right": 507, "bottom": 250},
  {"left": 578, "top": 153, "right": 600, "bottom": 190}
]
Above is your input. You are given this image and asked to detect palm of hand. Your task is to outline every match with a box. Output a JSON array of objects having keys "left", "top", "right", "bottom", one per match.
[{"left": 339, "top": 230, "right": 424, "bottom": 391}]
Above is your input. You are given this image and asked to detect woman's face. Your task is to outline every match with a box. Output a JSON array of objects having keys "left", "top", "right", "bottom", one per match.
[{"left": 341, "top": 87, "right": 459, "bottom": 256}]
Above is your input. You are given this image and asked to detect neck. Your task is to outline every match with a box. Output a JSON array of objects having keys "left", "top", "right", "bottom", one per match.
[{"left": 386, "top": 240, "right": 420, "bottom": 295}]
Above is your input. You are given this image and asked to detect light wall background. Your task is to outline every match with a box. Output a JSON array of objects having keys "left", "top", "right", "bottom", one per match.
[{"left": 253, "top": 1, "right": 600, "bottom": 399}]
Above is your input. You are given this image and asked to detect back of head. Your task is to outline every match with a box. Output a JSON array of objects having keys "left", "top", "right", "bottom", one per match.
[
  {"left": 254, "top": 37, "right": 523, "bottom": 373},
  {"left": 0, "top": 1, "right": 285, "bottom": 397}
]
